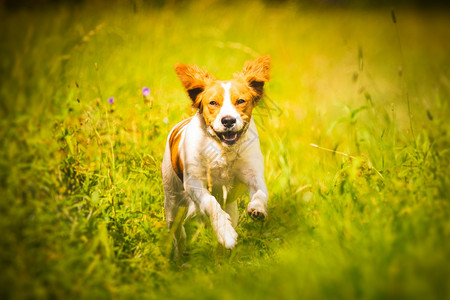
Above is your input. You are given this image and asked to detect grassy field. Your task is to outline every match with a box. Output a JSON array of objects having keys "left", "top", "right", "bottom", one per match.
[{"left": 1, "top": 1, "right": 449, "bottom": 299}]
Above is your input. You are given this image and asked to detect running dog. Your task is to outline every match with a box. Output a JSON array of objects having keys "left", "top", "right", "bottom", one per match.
[{"left": 162, "top": 55, "right": 270, "bottom": 258}]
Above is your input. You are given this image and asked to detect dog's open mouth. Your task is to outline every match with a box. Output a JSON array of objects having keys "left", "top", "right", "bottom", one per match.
[{"left": 216, "top": 130, "right": 243, "bottom": 146}]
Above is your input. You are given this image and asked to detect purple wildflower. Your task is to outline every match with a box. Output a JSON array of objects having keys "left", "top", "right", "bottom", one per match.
[
  {"left": 108, "top": 97, "right": 114, "bottom": 104},
  {"left": 142, "top": 87, "right": 150, "bottom": 97}
]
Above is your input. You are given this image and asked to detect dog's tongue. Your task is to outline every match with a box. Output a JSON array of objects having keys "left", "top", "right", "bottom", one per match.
[{"left": 224, "top": 132, "right": 237, "bottom": 141}]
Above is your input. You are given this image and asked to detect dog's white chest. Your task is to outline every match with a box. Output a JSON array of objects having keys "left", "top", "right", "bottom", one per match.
[{"left": 203, "top": 145, "right": 239, "bottom": 184}]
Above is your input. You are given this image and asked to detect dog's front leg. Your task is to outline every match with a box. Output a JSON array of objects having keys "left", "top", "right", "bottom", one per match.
[
  {"left": 238, "top": 161, "right": 269, "bottom": 221},
  {"left": 184, "top": 176, "right": 238, "bottom": 249},
  {"left": 247, "top": 174, "right": 268, "bottom": 221}
]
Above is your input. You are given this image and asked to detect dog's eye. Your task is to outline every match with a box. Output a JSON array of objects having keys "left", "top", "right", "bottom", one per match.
[
  {"left": 209, "top": 101, "right": 218, "bottom": 106},
  {"left": 236, "top": 99, "right": 246, "bottom": 105}
]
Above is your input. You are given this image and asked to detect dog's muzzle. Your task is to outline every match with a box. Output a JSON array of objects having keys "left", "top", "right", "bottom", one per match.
[{"left": 210, "top": 122, "right": 250, "bottom": 146}]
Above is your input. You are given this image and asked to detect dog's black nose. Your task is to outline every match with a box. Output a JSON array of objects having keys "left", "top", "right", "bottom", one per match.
[{"left": 221, "top": 116, "right": 236, "bottom": 128}]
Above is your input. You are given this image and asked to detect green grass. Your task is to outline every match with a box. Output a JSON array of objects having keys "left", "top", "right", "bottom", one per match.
[{"left": 1, "top": 1, "right": 449, "bottom": 299}]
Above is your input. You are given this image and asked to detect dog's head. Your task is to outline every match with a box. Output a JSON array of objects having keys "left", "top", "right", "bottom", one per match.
[{"left": 175, "top": 55, "right": 271, "bottom": 146}]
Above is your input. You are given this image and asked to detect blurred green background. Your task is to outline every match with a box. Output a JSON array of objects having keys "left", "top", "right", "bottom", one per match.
[{"left": 0, "top": 0, "right": 449, "bottom": 299}]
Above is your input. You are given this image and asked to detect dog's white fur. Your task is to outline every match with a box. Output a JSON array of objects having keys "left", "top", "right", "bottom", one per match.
[{"left": 162, "top": 55, "right": 270, "bottom": 258}]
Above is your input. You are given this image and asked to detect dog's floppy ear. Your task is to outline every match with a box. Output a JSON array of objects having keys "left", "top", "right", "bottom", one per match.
[
  {"left": 174, "top": 63, "right": 216, "bottom": 109},
  {"left": 235, "top": 54, "right": 271, "bottom": 102}
]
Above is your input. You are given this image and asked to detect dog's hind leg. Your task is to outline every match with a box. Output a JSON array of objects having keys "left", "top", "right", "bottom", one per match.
[
  {"left": 169, "top": 206, "right": 187, "bottom": 260},
  {"left": 165, "top": 199, "right": 188, "bottom": 260},
  {"left": 162, "top": 142, "right": 190, "bottom": 260},
  {"left": 224, "top": 200, "right": 238, "bottom": 228}
]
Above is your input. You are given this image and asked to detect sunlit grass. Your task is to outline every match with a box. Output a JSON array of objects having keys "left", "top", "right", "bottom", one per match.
[{"left": 0, "top": 1, "right": 449, "bottom": 299}]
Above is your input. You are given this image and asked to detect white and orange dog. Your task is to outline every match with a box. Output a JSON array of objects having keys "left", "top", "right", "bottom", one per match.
[{"left": 162, "top": 55, "right": 270, "bottom": 257}]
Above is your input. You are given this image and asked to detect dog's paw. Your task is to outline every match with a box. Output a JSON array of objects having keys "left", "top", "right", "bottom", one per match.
[
  {"left": 247, "top": 201, "right": 267, "bottom": 221},
  {"left": 212, "top": 213, "right": 238, "bottom": 249},
  {"left": 221, "top": 227, "right": 238, "bottom": 249}
]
